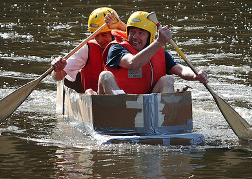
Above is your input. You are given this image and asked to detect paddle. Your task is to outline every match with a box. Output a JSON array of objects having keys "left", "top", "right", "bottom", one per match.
[
  {"left": 0, "top": 23, "right": 108, "bottom": 124},
  {"left": 147, "top": 12, "right": 252, "bottom": 140}
]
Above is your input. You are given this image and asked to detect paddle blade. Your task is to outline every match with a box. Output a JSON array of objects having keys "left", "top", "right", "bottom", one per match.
[
  {"left": 0, "top": 67, "right": 54, "bottom": 123},
  {"left": 211, "top": 91, "right": 252, "bottom": 140},
  {"left": 0, "top": 79, "right": 40, "bottom": 123},
  {"left": 146, "top": 12, "right": 159, "bottom": 25}
]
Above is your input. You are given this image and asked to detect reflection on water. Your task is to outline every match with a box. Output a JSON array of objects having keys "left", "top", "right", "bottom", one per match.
[
  {"left": 0, "top": 135, "right": 57, "bottom": 178},
  {"left": 0, "top": 0, "right": 252, "bottom": 178}
]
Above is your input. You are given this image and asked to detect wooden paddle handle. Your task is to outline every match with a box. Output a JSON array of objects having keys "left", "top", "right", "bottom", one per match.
[
  {"left": 63, "top": 23, "right": 108, "bottom": 60},
  {"left": 169, "top": 39, "right": 198, "bottom": 75},
  {"left": 168, "top": 39, "right": 214, "bottom": 92},
  {"left": 63, "top": 11, "right": 119, "bottom": 60}
]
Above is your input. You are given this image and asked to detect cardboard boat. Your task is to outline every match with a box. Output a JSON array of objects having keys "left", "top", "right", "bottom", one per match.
[{"left": 56, "top": 75, "right": 205, "bottom": 146}]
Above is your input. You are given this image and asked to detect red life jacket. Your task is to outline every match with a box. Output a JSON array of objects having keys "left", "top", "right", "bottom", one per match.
[
  {"left": 103, "top": 31, "right": 166, "bottom": 94},
  {"left": 80, "top": 40, "right": 104, "bottom": 92}
]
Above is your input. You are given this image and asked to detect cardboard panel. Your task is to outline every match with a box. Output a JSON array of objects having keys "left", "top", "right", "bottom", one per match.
[
  {"left": 64, "top": 90, "right": 73, "bottom": 119},
  {"left": 91, "top": 95, "right": 143, "bottom": 128},
  {"left": 56, "top": 81, "right": 64, "bottom": 115},
  {"left": 162, "top": 103, "right": 192, "bottom": 126},
  {"left": 64, "top": 87, "right": 91, "bottom": 123},
  {"left": 81, "top": 97, "right": 92, "bottom": 123},
  {"left": 161, "top": 92, "right": 192, "bottom": 127},
  {"left": 138, "top": 138, "right": 164, "bottom": 145}
]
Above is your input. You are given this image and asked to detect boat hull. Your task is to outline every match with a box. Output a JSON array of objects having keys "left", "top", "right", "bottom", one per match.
[{"left": 56, "top": 81, "right": 205, "bottom": 146}]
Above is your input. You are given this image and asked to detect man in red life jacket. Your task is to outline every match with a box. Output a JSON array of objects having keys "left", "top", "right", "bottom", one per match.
[
  {"left": 98, "top": 11, "right": 208, "bottom": 94},
  {"left": 51, "top": 7, "right": 126, "bottom": 94}
]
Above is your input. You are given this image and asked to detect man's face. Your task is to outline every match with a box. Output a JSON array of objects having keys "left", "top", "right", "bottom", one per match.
[
  {"left": 95, "top": 31, "right": 113, "bottom": 49},
  {"left": 128, "top": 27, "right": 149, "bottom": 52}
]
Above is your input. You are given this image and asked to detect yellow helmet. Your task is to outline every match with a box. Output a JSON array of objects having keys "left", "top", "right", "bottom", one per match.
[
  {"left": 88, "top": 7, "right": 118, "bottom": 33},
  {"left": 126, "top": 11, "right": 157, "bottom": 43}
]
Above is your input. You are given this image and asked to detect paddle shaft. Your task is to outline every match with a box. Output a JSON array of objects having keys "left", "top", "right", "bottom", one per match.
[
  {"left": 149, "top": 14, "right": 252, "bottom": 139},
  {"left": 168, "top": 39, "right": 213, "bottom": 94},
  {"left": 64, "top": 23, "right": 107, "bottom": 60}
]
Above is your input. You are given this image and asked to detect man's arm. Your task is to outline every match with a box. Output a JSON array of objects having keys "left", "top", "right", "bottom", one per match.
[
  {"left": 119, "top": 26, "right": 172, "bottom": 69},
  {"left": 169, "top": 64, "right": 208, "bottom": 84},
  {"left": 51, "top": 44, "right": 89, "bottom": 81}
]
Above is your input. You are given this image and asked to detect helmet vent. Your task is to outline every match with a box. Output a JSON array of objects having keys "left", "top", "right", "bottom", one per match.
[
  {"left": 131, "top": 18, "right": 141, "bottom": 22},
  {"left": 90, "top": 24, "right": 99, "bottom": 27}
]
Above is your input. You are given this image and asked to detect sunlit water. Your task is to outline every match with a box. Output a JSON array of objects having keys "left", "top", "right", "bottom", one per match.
[{"left": 0, "top": 0, "right": 252, "bottom": 178}]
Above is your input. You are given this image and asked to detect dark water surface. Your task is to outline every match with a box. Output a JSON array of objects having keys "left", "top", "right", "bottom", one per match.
[{"left": 0, "top": 0, "right": 252, "bottom": 178}]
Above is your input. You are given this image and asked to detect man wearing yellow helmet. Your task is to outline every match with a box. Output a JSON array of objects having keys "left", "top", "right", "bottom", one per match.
[
  {"left": 99, "top": 11, "right": 208, "bottom": 94},
  {"left": 51, "top": 7, "right": 126, "bottom": 94}
]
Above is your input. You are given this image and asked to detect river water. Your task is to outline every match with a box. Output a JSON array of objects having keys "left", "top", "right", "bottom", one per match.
[{"left": 0, "top": 0, "right": 251, "bottom": 178}]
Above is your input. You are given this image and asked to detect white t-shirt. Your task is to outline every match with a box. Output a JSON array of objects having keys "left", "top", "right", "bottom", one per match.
[{"left": 64, "top": 44, "right": 89, "bottom": 81}]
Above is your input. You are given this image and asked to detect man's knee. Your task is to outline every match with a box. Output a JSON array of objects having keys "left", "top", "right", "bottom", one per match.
[
  {"left": 160, "top": 75, "right": 174, "bottom": 85},
  {"left": 153, "top": 75, "right": 175, "bottom": 93},
  {"left": 99, "top": 71, "right": 115, "bottom": 83},
  {"left": 98, "top": 71, "right": 119, "bottom": 94}
]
